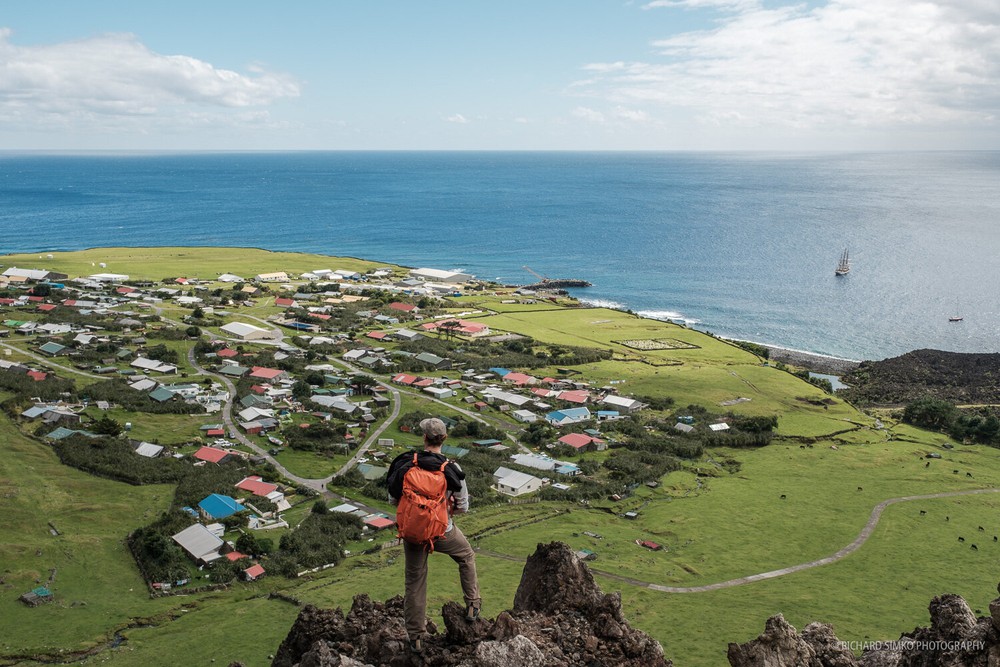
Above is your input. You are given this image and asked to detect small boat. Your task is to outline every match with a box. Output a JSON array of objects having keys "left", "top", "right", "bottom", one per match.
[
  {"left": 948, "top": 316, "right": 963, "bottom": 322},
  {"left": 835, "top": 249, "right": 850, "bottom": 276}
]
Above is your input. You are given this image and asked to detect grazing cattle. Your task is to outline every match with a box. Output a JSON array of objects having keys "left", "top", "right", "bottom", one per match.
[
  {"left": 954, "top": 470, "right": 960, "bottom": 474},
  {"left": 946, "top": 516, "right": 950, "bottom": 521},
  {"left": 979, "top": 526, "right": 985, "bottom": 532},
  {"left": 800, "top": 445, "right": 805, "bottom": 449},
  {"left": 857, "top": 486, "right": 863, "bottom": 491},
  {"left": 967, "top": 472, "right": 974, "bottom": 477},
  {"left": 958, "top": 536, "right": 965, "bottom": 542},
  {"left": 925, "top": 462, "right": 931, "bottom": 468},
  {"left": 780, "top": 494, "right": 787, "bottom": 500},
  {"left": 994, "top": 536, "right": 997, "bottom": 542},
  {"left": 919, "top": 510, "right": 927, "bottom": 516},
  {"left": 972, "top": 544, "right": 979, "bottom": 551}
]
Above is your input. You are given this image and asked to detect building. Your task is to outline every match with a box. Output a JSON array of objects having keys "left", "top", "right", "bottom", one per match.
[
  {"left": 254, "top": 272, "right": 289, "bottom": 283},
  {"left": 601, "top": 395, "right": 646, "bottom": 413},
  {"left": 198, "top": 493, "right": 245, "bottom": 520},
  {"left": 172, "top": 523, "right": 224, "bottom": 564},
  {"left": 545, "top": 407, "right": 592, "bottom": 426},
  {"left": 220, "top": 321, "right": 274, "bottom": 341},
  {"left": 557, "top": 432, "right": 606, "bottom": 452},
  {"left": 410, "top": 268, "right": 474, "bottom": 283},
  {"left": 493, "top": 467, "right": 543, "bottom": 497}
]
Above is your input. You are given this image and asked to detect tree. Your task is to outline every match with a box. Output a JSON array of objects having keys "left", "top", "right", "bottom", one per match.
[
  {"left": 235, "top": 533, "right": 262, "bottom": 557},
  {"left": 903, "top": 397, "right": 957, "bottom": 431},
  {"left": 192, "top": 306, "right": 205, "bottom": 319},
  {"left": 185, "top": 325, "right": 201, "bottom": 338},
  {"left": 92, "top": 414, "right": 123, "bottom": 436}
]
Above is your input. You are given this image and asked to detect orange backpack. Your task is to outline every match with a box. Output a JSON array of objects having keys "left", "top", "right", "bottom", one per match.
[{"left": 396, "top": 453, "right": 451, "bottom": 551}]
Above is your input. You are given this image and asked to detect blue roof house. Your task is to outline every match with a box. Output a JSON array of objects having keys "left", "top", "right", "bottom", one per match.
[
  {"left": 545, "top": 407, "right": 592, "bottom": 426},
  {"left": 489, "top": 367, "right": 511, "bottom": 377},
  {"left": 198, "top": 494, "right": 245, "bottom": 520}
]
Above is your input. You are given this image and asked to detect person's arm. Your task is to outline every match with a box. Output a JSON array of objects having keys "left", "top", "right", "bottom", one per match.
[
  {"left": 447, "top": 462, "right": 470, "bottom": 513},
  {"left": 386, "top": 454, "right": 409, "bottom": 503}
]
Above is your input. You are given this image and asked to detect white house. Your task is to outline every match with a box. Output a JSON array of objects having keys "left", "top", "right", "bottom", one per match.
[
  {"left": 493, "top": 467, "right": 543, "bottom": 497},
  {"left": 423, "top": 386, "right": 454, "bottom": 399},
  {"left": 601, "top": 395, "right": 646, "bottom": 413},
  {"left": 254, "top": 272, "right": 289, "bottom": 283},
  {"left": 410, "top": 268, "right": 474, "bottom": 283},
  {"left": 172, "top": 523, "right": 224, "bottom": 564},
  {"left": 511, "top": 409, "right": 538, "bottom": 423},
  {"left": 217, "top": 273, "right": 244, "bottom": 283},
  {"left": 130, "top": 357, "right": 178, "bottom": 374}
]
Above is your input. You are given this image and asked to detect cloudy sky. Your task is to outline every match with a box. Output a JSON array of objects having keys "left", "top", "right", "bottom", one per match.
[{"left": 1, "top": 0, "right": 998, "bottom": 150}]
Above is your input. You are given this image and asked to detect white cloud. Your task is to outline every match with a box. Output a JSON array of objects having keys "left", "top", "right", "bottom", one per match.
[
  {"left": 445, "top": 113, "right": 470, "bottom": 124},
  {"left": 0, "top": 29, "right": 299, "bottom": 133},
  {"left": 612, "top": 106, "right": 649, "bottom": 122},
  {"left": 572, "top": 106, "right": 606, "bottom": 123},
  {"left": 578, "top": 0, "right": 1000, "bottom": 135}
]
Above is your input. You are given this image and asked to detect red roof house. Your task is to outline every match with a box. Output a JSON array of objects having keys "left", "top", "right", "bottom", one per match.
[
  {"left": 388, "top": 302, "right": 417, "bottom": 313},
  {"left": 558, "top": 390, "right": 591, "bottom": 404},
  {"left": 236, "top": 475, "right": 279, "bottom": 497},
  {"left": 392, "top": 373, "right": 418, "bottom": 385},
  {"left": 225, "top": 551, "right": 248, "bottom": 562},
  {"left": 37, "top": 303, "right": 57, "bottom": 312},
  {"left": 504, "top": 372, "right": 537, "bottom": 386},
  {"left": 243, "top": 564, "right": 266, "bottom": 581},
  {"left": 364, "top": 516, "right": 396, "bottom": 530},
  {"left": 206, "top": 428, "right": 225, "bottom": 437},
  {"left": 558, "top": 433, "right": 605, "bottom": 452},
  {"left": 27, "top": 370, "right": 47, "bottom": 382},
  {"left": 367, "top": 331, "right": 388, "bottom": 340},
  {"left": 250, "top": 366, "right": 287, "bottom": 382},
  {"left": 638, "top": 540, "right": 663, "bottom": 551},
  {"left": 193, "top": 446, "right": 230, "bottom": 464},
  {"left": 274, "top": 297, "right": 296, "bottom": 308},
  {"left": 216, "top": 348, "right": 238, "bottom": 358}
]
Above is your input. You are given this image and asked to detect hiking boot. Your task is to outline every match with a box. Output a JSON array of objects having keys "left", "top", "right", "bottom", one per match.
[
  {"left": 408, "top": 637, "right": 423, "bottom": 654},
  {"left": 465, "top": 602, "right": 481, "bottom": 621}
]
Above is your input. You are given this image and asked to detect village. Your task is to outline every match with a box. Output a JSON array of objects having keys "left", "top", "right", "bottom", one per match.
[{"left": 0, "top": 258, "right": 753, "bottom": 594}]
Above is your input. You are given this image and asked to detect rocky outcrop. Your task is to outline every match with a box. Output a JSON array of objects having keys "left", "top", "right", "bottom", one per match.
[
  {"left": 269, "top": 541, "right": 670, "bottom": 667},
  {"left": 729, "top": 585, "right": 1000, "bottom": 667}
]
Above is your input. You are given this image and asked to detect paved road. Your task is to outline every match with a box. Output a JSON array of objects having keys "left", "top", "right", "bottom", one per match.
[
  {"left": 0, "top": 341, "right": 104, "bottom": 379},
  {"left": 479, "top": 487, "right": 1000, "bottom": 593}
]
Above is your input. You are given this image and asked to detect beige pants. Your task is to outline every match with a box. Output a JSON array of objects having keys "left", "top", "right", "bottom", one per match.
[{"left": 403, "top": 524, "right": 480, "bottom": 638}]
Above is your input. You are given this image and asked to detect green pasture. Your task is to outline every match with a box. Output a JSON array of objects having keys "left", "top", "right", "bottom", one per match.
[
  {"left": 0, "top": 247, "right": 393, "bottom": 283},
  {"left": 0, "top": 419, "right": 177, "bottom": 658},
  {"left": 479, "top": 437, "right": 1000, "bottom": 586}
]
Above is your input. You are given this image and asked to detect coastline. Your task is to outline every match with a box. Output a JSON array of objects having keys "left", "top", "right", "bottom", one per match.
[{"left": 756, "top": 344, "right": 861, "bottom": 375}]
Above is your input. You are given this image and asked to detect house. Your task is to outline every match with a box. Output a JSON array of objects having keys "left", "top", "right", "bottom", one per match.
[
  {"left": 134, "top": 442, "right": 164, "bottom": 458},
  {"left": 216, "top": 347, "right": 239, "bottom": 358},
  {"left": 388, "top": 301, "right": 418, "bottom": 314},
  {"left": 217, "top": 273, "right": 244, "bottom": 283},
  {"left": 545, "top": 407, "right": 592, "bottom": 426},
  {"left": 198, "top": 493, "right": 245, "bottom": 520},
  {"left": 242, "top": 564, "right": 266, "bottom": 581},
  {"left": 637, "top": 540, "right": 663, "bottom": 551},
  {"left": 422, "top": 319, "right": 491, "bottom": 337},
  {"left": 238, "top": 406, "right": 275, "bottom": 423},
  {"left": 557, "top": 390, "right": 591, "bottom": 404},
  {"left": 218, "top": 364, "right": 250, "bottom": 378},
  {"left": 193, "top": 446, "right": 231, "bottom": 464},
  {"left": 130, "top": 357, "right": 178, "bottom": 374},
  {"left": 482, "top": 388, "right": 532, "bottom": 408},
  {"left": 512, "top": 409, "right": 538, "bottom": 423},
  {"left": 510, "top": 453, "right": 557, "bottom": 472},
  {"left": 424, "top": 386, "right": 454, "bottom": 399},
  {"left": 558, "top": 432, "right": 606, "bottom": 452},
  {"left": 220, "top": 322, "right": 273, "bottom": 341},
  {"left": 393, "top": 329, "right": 423, "bottom": 342},
  {"left": 601, "top": 395, "right": 645, "bottom": 413},
  {"left": 3, "top": 267, "right": 68, "bottom": 282},
  {"left": 674, "top": 422, "right": 695, "bottom": 434},
  {"left": 172, "top": 523, "right": 224, "bottom": 564},
  {"left": 366, "top": 331, "right": 388, "bottom": 341},
  {"left": 249, "top": 366, "right": 289, "bottom": 383},
  {"left": 148, "top": 386, "right": 176, "bottom": 403},
  {"left": 364, "top": 516, "right": 395, "bottom": 531},
  {"left": 254, "top": 272, "right": 289, "bottom": 283},
  {"left": 38, "top": 342, "right": 67, "bottom": 356},
  {"left": 274, "top": 297, "right": 297, "bottom": 308},
  {"left": 493, "top": 467, "right": 543, "bottom": 497},
  {"left": 709, "top": 422, "right": 731, "bottom": 432},
  {"left": 414, "top": 352, "right": 451, "bottom": 370},
  {"left": 235, "top": 475, "right": 279, "bottom": 497},
  {"left": 392, "top": 373, "right": 418, "bottom": 386},
  {"left": 503, "top": 372, "right": 537, "bottom": 386}
]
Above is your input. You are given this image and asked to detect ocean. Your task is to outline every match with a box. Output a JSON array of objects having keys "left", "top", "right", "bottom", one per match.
[{"left": 1, "top": 151, "right": 998, "bottom": 361}]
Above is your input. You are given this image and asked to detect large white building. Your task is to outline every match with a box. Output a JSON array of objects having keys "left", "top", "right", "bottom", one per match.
[
  {"left": 493, "top": 467, "right": 543, "bottom": 497},
  {"left": 410, "top": 268, "right": 474, "bottom": 283},
  {"left": 221, "top": 321, "right": 274, "bottom": 340}
]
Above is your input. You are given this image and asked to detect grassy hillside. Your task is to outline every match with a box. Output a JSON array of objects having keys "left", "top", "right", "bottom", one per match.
[{"left": 4, "top": 247, "right": 1000, "bottom": 666}]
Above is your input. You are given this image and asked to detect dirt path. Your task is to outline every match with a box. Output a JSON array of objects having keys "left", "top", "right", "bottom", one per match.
[{"left": 479, "top": 487, "right": 1000, "bottom": 593}]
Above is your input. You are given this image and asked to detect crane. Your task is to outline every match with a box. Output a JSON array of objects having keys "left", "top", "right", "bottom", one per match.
[{"left": 522, "top": 266, "right": 549, "bottom": 283}]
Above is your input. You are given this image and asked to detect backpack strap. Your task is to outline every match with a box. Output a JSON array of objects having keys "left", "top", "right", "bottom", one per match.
[{"left": 439, "top": 460, "right": 449, "bottom": 472}]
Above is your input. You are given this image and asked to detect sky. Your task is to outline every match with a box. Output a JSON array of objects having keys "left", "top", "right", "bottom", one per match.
[{"left": 1, "top": 0, "right": 998, "bottom": 151}]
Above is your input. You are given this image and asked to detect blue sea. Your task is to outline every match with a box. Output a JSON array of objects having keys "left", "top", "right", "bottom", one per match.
[{"left": 2, "top": 151, "right": 999, "bottom": 361}]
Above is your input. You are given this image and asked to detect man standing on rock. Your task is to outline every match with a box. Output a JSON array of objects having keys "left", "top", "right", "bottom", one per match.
[{"left": 387, "top": 417, "right": 481, "bottom": 653}]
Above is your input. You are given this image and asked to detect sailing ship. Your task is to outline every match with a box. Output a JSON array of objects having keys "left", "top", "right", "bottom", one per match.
[{"left": 835, "top": 249, "right": 850, "bottom": 276}]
